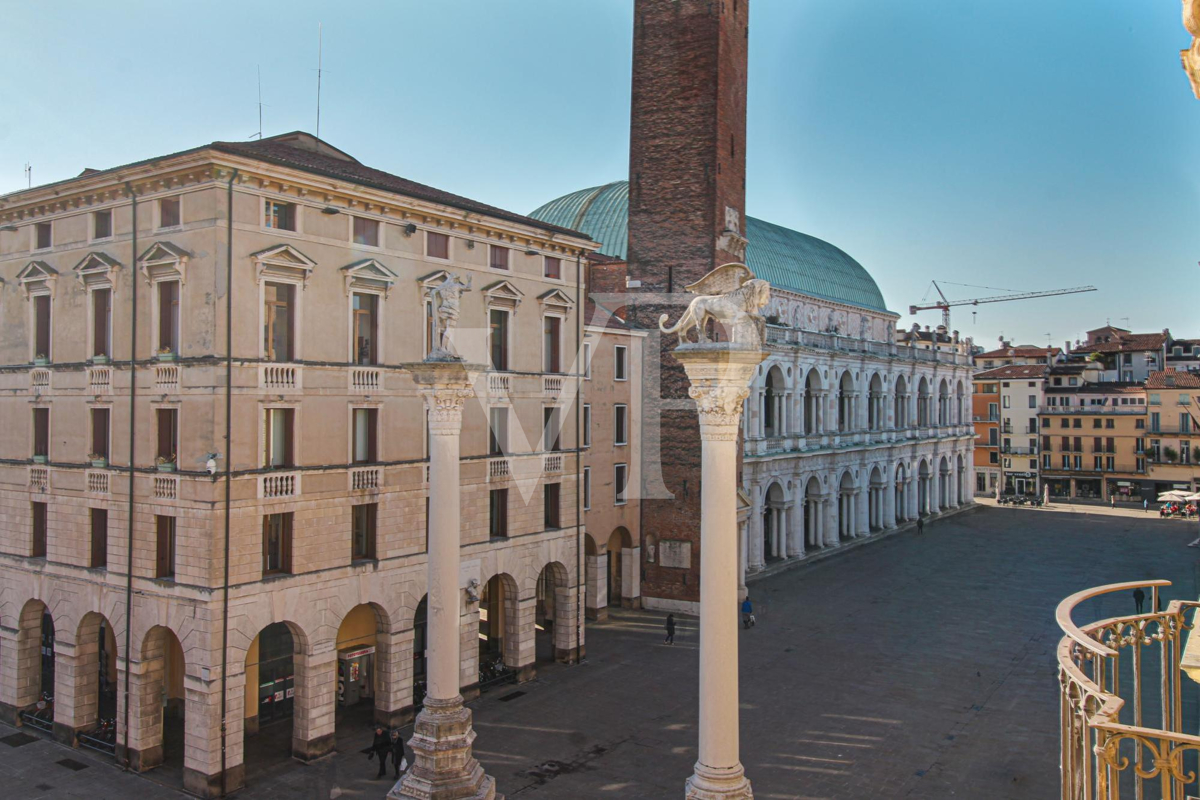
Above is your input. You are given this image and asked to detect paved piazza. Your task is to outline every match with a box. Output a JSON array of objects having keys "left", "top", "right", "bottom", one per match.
[{"left": 1, "top": 505, "right": 1195, "bottom": 799}]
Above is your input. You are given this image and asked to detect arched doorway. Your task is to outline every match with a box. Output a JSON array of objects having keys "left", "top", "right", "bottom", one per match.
[
  {"left": 838, "top": 472, "right": 856, "bottom": 540},
  {"left": 895, "top": 463, "right": 908, "bottom": 523},
  {"left": 535, "top": 562, "right": 574, "bottom": 664},
  {"left": 938, "top": 379, "right": 950, "bottom": 426},
  {"left": 244, "top": 622, "right": 297, "bottom": 744},
  {"left": 955, "top": 381, "right": 965, "bottom": 426},
  {"left": 939, "top": 456, "right": 951, "bottom": 510},
  {"left": 764, "top": 366, "right": 786, "bottom": 437},
  {"left": 869, "top": 466, "right": 885, "bottom": 531},
  {"left": 413, "top": 597, "right": 428, "bottom": 708},
  {"left": 918, "top": 460, "right": 931, "bottom": 516},
  {"left": 763, "top": 482, "right": 785, "bottom": 561},
  {"left": 803, "top": 368, "right": 822, "bottom": 435},
  {"left": 894, "top": 375, "right": 909, "bottom": 429},
  {"left": 868, "top": 373, "right": 884, "bottom": 432},
  {"left": 957, "top": 454, "right": 966, "bottom": 504},
  {"left": 837, "top": 372, "right": 855, "bottom": 432},
  {"left": 13, "top": 600, "right": 54, "bottom": 730},
  {"left": 125, "top": 625, "right": 185, "bottom": 771},
  {"left": 917, "top": 377, "right": 931, "bottom": 427},
  {"left": 72, "top": 612, "right": 118, "bottom": 750},
  {"left": 479, "top": 573, "right": 520, "bottom": 678},
  {"left": 583, "top": 536, "right": 605, "bottom": 620},
  {"left": 334, "top": 604, "right": 387, "bottom": 734},
  {"left": 804, "top": 477, "right": 823, "bottom": 548},
  {"left": 606, "top": 527, "right": 633, "bottom": 607}
]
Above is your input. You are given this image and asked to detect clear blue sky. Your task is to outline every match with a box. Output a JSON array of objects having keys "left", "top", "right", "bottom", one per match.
[{"left": 3, "top": 0, "right": 1197, "bottom": 348}]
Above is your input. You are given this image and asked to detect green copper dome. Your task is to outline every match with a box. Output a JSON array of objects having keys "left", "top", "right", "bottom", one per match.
[{"left": 530, "top": 180, "right": 889, "bottom": 314}]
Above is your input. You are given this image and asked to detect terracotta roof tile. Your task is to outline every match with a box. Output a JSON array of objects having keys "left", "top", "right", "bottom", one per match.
[
  {"left": 972, "top": 364, "right": 1048, "bottom": 380},
  {"left": 1146, "top": 370, "right": 1200, "bottom": 389}
]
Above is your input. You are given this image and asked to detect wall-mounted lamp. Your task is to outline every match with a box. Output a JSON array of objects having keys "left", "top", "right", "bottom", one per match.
[
  {"left": 524, "top": 248, "right": 538, "bottom": 256},
  {"left": 465, "top": 240, "right": 475, "bottom": 250},
  {"left": 0, "top": 225, "right": 18, "bottom": 232},
  {"left": 403, "top": 223, "right": 418, "bottom": 236},
  {"left": 320, "top": 206, "right": 341, "bottom": 215}
]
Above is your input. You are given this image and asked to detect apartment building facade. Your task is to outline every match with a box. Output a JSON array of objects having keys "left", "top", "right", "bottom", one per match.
[
  {"left": 972, "top": 375, "right": 1001, "bottom": 494},
  {"left": 1068, "top": 325, "right": 1169, "bottom": 383},
  {"left": 0, "top": 132, "right": 600, "bottom": 795},
  {"left": 1142, "top": 370, "right": 1200, "bottom": 496},
  {"left": 1039, "top": 382, "right": 1148, "bottom": 500},
  {"left": 972, "top": 365, "right": 1045, "bottom": 496}
]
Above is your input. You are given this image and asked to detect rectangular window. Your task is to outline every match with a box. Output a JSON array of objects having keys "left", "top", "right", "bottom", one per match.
[
  {"left": 1074, "top": 455, "right": 1082, "bottom": 470},
  {"left": 264, "top": 408, "right": 295, "bottom": 468},
  {"left": 1136, "top": 418, "right": 1145, "bottom": 429},
  {"left": 1106, "top": 418, "right": 1114, "bottom": 429},
  {"left": 615, "top": 345, "right": 628, "bottom": 381},
  {"left": 1073, "top": 418, "right": 1082, "bottom": 428},
  {"left": 1106, "top": 437, "right": 1115, "bottom": 453},
  {"left": 583, "top": 342, "right": 592, "bottom": 379},
  {"left": 489, "top": 245, "right": 510, "bottom": 270},
  {"left": 1150, "top": 393, "right": 1161, "bottom": 405},
  {"left": 31, "top": 502, "right": 47, "bottom": 558},
  {"left": 615, "top": 463, "right": 628, "bottom": 505},
  {"left": 156, "top": 408, "right": 178, "bottom": 464},
  {"left": 489, "top": 309, "right": 509, "bottom": 371},
  {"left": 1094, "top": 456, "right": 1103, "bottom": 470},
  {"left": 1002, "top": 396, "right": 1010, "bottom": 408},
  {"left": 1092, "top": 418, "right": 1102, "bottom": 429},
  {"left": 1093, "top": 437, "right": 1102, "bottom": 453},
  {"left": 544, "top": 483, "right": 561, "bottom": 529},
  {"left": 89, "top": 508, "right": 107, "bottom": 569},
  {"left": 1042, "top": 435, "right": 1051, "bottom": 450},
  {"left": 264, "top": 200, "right": 294, "bottom": 231},
  {"left": 92, "top": 288, "right": 111, "bottom": 358},
  {"left": 155, "top": 515, "right": 176, "bottom": 579},
  {"left": 1182, "top": 414, "right": 1191, "bottom": 434},
  {"left": 1074, "top": 437, "right": 1082, "bottom": 453},
  {"left": 426, "top": 231, "right": 449, "bottom": 259},
  {"left": 1151, "top": 412, "right": 1161, "bottom": 432},
  {"left": 35, "top": 221, "right": 52, "bottom": 250},
  {"left": 424, "top": 300, "right": 435, "bottom": 357},
  {"left": 1062, "top": 454, "right": 1070, "bottom": 469},
  {"left": 157, "top": 280, "right": 179, "bottom": 355},
  {"left": 352, "top": 216, "right": 380, "bottom": 247},
  {"left": 988, "top": 402, "right": 998, "bottom": 419},
  {"left": 989, "top": 451, "right": 998, "bottom": 464},
  {"left": 91, "top": 407, "right": 110, "bottom": 461},
  {"left": 264, "top": 282, "right": 295, "bottom": 361},
  {"left": 34, "top": 293, "right": 51, "bottom": 361},
  {"left": 543, "top": 407, "right": 561, "bottom": 452},
  {"left": 1137, "top": 457, "right": 1146, "bottom": 472},
  {"left": 615, "top": 404, "right": 628, "bottom": 445},
  {"left": 93, "top": 209, "right": 112, "bottom": 240},
  {"left": 352, "top": 503, "right": 377, "bottom": 561},
  {"left": 489, "top": 488, "right": 508, "bottom": 538},
  {"left": 583, "top": 467, "right": 591, "bottom": 510},
  {"left": 543, "top": 316, "right": 562, "bottom": 373},
  {"left": 488, "top": 407, "right": 508, "bottom": 455},
  {"left": 352, "top": 408, "right": 378, "bottom": 463},
  {"left": 352, "top": 292, "right": 378, "bottom": 365},
  {"left": 988, "top": 428, "right": 997, "bottom": 446},
  {"left": 159, "top": 196, "right": 181, "bottom": 228},
  {"left": 262, "top": 512, "right": 293, "bottom": 575},
  {"left": 1028, "top": 395, "right": 1036, "bottom": 408},
  {"left": 1061, "top": 436, "right": 1070, "bottom": 451},
  {"left": 1042, "top": 454, "right": 1051, "bottom": 469},
  {"left": 582, "top": 404, "right": 592, "bottom": 448},
  {"left": 544, "top": 256, "right": 561, "bottom": 279},
  {"left": 32, "top": 407, "right": 49, "bottom": 458},
  {"left": 1106, "top": 456, "right": 1115, "bottom": 471}
]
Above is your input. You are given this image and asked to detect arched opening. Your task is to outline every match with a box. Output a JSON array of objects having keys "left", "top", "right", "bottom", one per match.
[
  {"left": 72, "top": 612, "right": 119, "bottom": 752},
  {"left": 583, "top": 535, "right": 605, "bottom": 620},
  {"left": 13, "top": 600, "right": 54, "bottom": 730},
  {"left": 868, "top": 373, "right": 884, "bottom": 432},
  {"left": 606, "top": 527, "right": 633, "bottom": 607},
  {"left": 895, "top": 463, "right": 908, "bottom": 523},
  {"left": 894, "top": 375, "right": 909, "bottom": 429},
  {"left": 479, "top": 573, "right": 521, "bottom": 681},
  {"left": 838, "top": 471, "right": 856, "bottom": 540},
  {"left": 957, "top": 454, "right": 966, "bottom": 504},
  {"left": 122, "top": 625, "right": 185, "bottom": 773},
  {"left": 763, "top": 482, "right": 786, "bottom": 561},
  {"left": 535, "top": 562, "right": 573, "bottom": 664},
  {"left": 917, "top": 377, "right": 931, "bottom": 427},
  {"left": 869, "top": 467, "right": 885, "bottom": 531},
  {"left": 804, "top": 477, "right": 824, "bottom": 548},
  {"left": 955, "top": 381, "right": 965, "bottom": 426},
  {"left": 334, "top": 603, "right": 388, "bottom": 735},
  {"left": 939, "top": 457, "right": 951, "bottom": 511},
  {"left": 763, "top": 366, "right": 786, "bottom": 438},
  {"left": 413, "top": 596, "right": 428, "bottom": 708},
  {"left": 918, "top": 460, "right": 931, "bottom": 516},
  {"left": 803, "top": 369, "right": 822, "bottom": 434},
  {"left": 938, "top": 379, "right": 950, "bottom": 427},
  {"left": 837, "top": 371, "right": 855, "bottom": 433},
  {"left": 243, "top": 621, "right": 300, "bottom": 769}
]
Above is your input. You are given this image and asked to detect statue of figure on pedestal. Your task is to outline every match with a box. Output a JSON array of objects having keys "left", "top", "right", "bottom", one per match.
[
  {"left": 658, "top": 263, "right": 770, "bottom": 347},
  {"left": 428, "top": 273, "right": 472, "bottom": 357}
]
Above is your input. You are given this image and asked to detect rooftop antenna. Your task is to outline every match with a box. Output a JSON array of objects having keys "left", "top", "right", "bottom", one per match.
[
  {"left": 315, "top": 23, "right": 323, "bottom": 139},
  {"left": 250, "top": 65, "right": 264, "bottom": 139},
  {"left": 24, "top": 163, "right": 31, "bottom": 188},
  {"left": 1046, "top": 332, "right": 1052, "bottom": 348},
  {"left": 1120, "top": 317, "right": 1130, "bottom": 328}
]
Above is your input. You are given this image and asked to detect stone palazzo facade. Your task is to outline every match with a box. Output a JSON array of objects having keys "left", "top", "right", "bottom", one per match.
[
  {"left": 0, "top": 132, "right": 597, "bottom": 796},
  {"left": 740, "top": 288, "right": 976, "bottom": 583}
]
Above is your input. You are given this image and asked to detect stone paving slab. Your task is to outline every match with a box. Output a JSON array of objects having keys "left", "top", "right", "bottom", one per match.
[{"left": 1, "top": 505, "right": 1194, "bottom": 799}]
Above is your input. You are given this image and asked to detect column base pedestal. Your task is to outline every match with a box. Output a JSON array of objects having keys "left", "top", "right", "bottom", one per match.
[
  {"left": 686, "top": 762, "right": 753, "bottom": 799},
  {"left": 388, "top": 695, "right": 499, "bottom": 800}
]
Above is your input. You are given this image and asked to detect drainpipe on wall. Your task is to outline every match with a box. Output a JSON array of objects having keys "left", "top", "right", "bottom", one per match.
[
  {"left": 219, "top": 168, "right": 238, "bottom": 796},
  {"left": 121, "top": 181, "right": 138, "bottom": 771}
]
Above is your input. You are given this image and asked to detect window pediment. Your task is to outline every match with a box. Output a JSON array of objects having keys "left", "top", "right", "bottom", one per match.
[
  {"left": 538, "top": 287, "right": 574, "bottom": 313},
  {"left": 483, "top": 279, "right": 524, "bottom": 310},
  {"left": 342, "top": 258, "right": 398, "bottom": 297},
  {"left": 418, "top": 269, "right": 450, "bottom": 300},
  {"left": 74, "top": 251, "right": 123, "bottom": 290},
  {"left": 252, "top": 244, "right": 317, "bottom": 287},
  {"left": 138, "top": 241, "right": 190, "bottom": 285},
  {"left": 16, "top": 260, "right": 58, "bottom": 298}
]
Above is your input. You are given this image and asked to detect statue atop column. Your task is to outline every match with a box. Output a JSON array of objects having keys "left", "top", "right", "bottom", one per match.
[
  {"left": 428, "top": 273, "right": 472, "bottom": 359},
  {"left": 658, "top": 263, "right": 770, "bottom": 348}
]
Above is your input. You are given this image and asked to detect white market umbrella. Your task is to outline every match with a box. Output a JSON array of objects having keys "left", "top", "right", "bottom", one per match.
[
  {"left": 1158, "top": 491, "right": 1190, "bottom": 502},
  {"left": 1185, "top": 493, "right": 1200, "bottom": 502}
]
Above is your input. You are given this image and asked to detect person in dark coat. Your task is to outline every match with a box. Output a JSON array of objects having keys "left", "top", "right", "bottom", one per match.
[
  {"left": 916, "top": 516, "right": 924, "bottom": 534},
  {"left": 1133, "top": 587, "right": 1146, "bottom": 614},
  {"left": 664, "top": 614, "right": 676, "bottom": 645},
  {"left": 390, "top": 729, "right": 408, "bottom": 780},
  {"left": 369, "top": 726, "right": 391, "bottom": 778}
]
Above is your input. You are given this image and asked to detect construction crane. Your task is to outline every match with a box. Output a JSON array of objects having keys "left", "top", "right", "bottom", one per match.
[{"left": 909, "top": 281, "right": 1097, "bottom": 330}]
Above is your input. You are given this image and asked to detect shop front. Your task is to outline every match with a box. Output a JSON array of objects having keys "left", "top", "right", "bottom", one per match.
[{"left": 1003, "top": 471, "right": 1038, "bottom": 496}]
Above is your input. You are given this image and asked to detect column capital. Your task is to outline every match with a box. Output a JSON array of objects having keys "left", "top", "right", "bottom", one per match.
[
  {"left": 404, "top": 359, "right": 485, "bottom": 434},
  {"left": 673, "top": 344, "right": 767, "bottom": 441}
]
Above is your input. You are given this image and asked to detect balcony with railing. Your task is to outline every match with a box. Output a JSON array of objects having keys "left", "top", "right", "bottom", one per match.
[
  {"left": 1057, "top": 580, "right": 1200, "bottom": 800},
  {"left": 1040, "top": 404, "right": 1147, "bottom": 415},
  {"left": 764, "top": 325, "right": 972, "bottom": 365},
  {"left": 260, "top": 363, "right": 300, "bottom": 391}
]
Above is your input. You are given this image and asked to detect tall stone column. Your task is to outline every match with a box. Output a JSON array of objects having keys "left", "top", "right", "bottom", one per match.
[
  {"left": 393, "top": 359, "right": 496, "bottom": 800},
  {"left": 673, "top": 344, "right": 763, "bottom": 800}
]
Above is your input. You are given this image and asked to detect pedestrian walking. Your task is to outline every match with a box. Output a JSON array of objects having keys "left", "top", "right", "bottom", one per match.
[
  {"left": 664, "top": 613, "right": 676, "bottom": 645},
  {"left": 1133, "top": 587, "right": 1145, "bottom": 614},
  {"left": 390, "top": 729, "right": 408, "bottom": 780},
  {"left": 369, "top": 726, "right": 391, "bottom": 779},
  {"left": 1110, "top": 496, "right": 1115, "bottom": 509},
  {"left": 916, "top": 516, "right": 924, "bottom": 535},
  {"left": 1144, "top": 498, "right": 1149, "bottom": 513},
  {"left": 741, "top": 597, "right": 755, "bottom": 629}
]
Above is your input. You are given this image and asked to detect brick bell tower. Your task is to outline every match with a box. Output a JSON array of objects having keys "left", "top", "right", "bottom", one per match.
[{"left": 626, "top": 0, "right": 749, "bottom": 609}]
